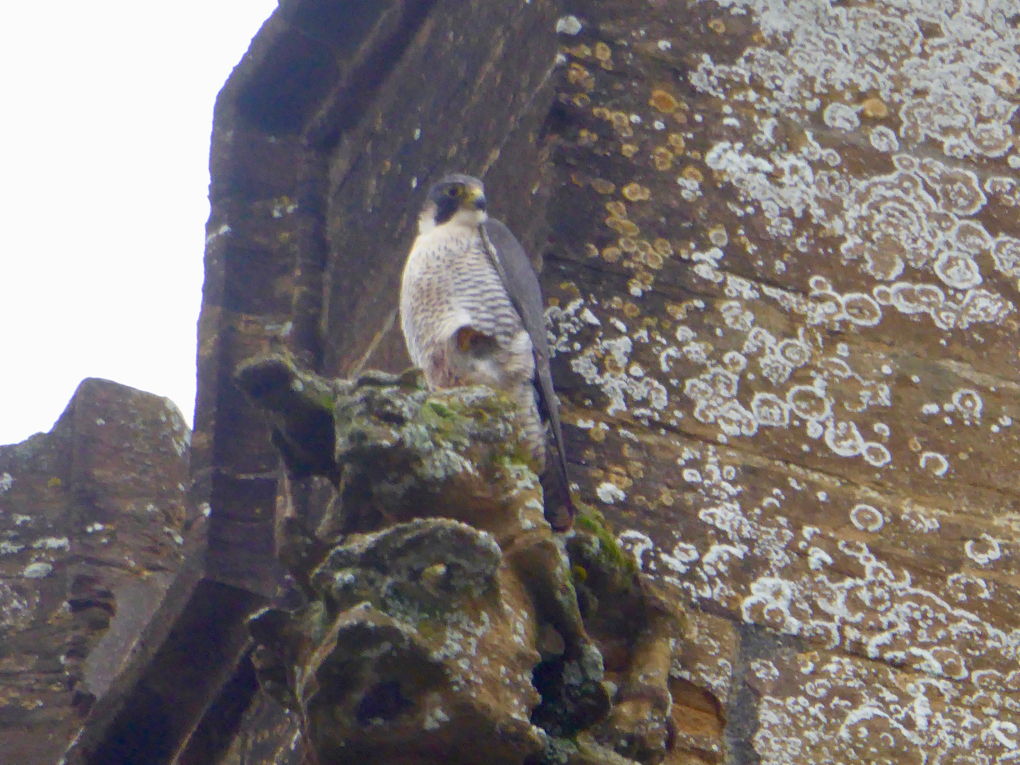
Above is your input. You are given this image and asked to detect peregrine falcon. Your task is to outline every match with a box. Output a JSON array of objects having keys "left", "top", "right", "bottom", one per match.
[{"left": 399, "top": 173, "right": 575, "bottom": 530}]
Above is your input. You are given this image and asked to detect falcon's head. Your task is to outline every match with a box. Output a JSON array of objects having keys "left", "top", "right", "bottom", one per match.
[{"left": 418, "top": 173, "right": 487, "bottom": 234}]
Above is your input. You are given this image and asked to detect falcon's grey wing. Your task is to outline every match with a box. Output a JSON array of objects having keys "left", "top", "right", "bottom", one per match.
[{"left": 481, "top": 218, "right": 575, "bottom": 530}]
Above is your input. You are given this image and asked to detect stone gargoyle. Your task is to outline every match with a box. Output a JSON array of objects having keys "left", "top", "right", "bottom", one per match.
[{"left": 235, "top": 354, "right": 685, "bottom": 765}]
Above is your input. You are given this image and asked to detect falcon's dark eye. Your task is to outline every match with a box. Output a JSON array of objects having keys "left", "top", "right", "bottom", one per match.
[{"left": 446, "top": 186, "right": 460, "bottom": 198}]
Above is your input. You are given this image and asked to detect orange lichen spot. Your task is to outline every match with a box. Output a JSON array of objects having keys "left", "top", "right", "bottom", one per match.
[
  {"left": 998, "top": 70, "right": 1019, "bottom": 94},
  {"left": 591, "top": 177, "right": 616, "bottom": 194},
  {"left": 578, "top": 128, "right": 599, "bottom": 146},
  {"left": 619, "top": 237, "right": 639, "bottom": 253},
  {"left": 628, "top": 270, "right": 655, "bottom": 294},
  {"left": 602, "top": 245, "right": 622, "bottom": 263},
  {"left": 861, "top": 97, "right": 888, "bottom": 119},
  {"left": 708, "top": 226, "right": 728, "bottom": 247},
  {"left": 681, "top": 166, "right": 705, "bottom": 183},
  {"left": 627, "top": 462, "right": 645, "bottom": 480},
  {"left": 592, "top": 106, "right": 611, "bottom": 120},
  {"left": 589, "top": 426, "right": 607, "bottom": 443},
  {"left": 621, "top": 220, "right": 643, "bottom": 236},
  {"left": 687, "top": 150, "right": 702, "bottom": 160},
  {"left": 573, "top": 93, "right": 591, "bottom": 108},
  {"left": 594, "top": 42, "right": 612, "bottom": 62},
  {"left": 623, "top": 301, "right": 641, "bottom": 319},
  {"left": 584, "top": 243, "right": 600, "bottom": 258},
  {"left": 622, "top": 182, "right": 651, "bottom": 201},
  {"left": 621, "top": 144, "right": 639, "bottom": 158},
  {"left": 568, "top": 63, "right": 595, "bottom": 90},
  {"left": 607, "top": 218, "right": 640, "bottom": 236},
  {"left": 908, "top": 437, "right": 922, "bottom": 452},
  {"left": 547, "top": 297, "right": 561, "bottom": 308},
  {"left": 607, "top": 468, "right": 633, "bottom": 490},
  {"left": 604, "top": 355, "right": 623, "bottom": 374},
  {"left": 653, "top": 238, "right": 674, "bottom": 256},
  {"left": 665, "top": 300, "right": 698, "bottom": 320},
  {"left": 659, "top": 488, "right": 675, "bottom": 507},
  {"left": 608, "top": 296, "right": 625, "bottom": 310},
  {"left": 570, "top": 44, "right": 593, "bottom": 59},
  {"left": 668, "top": 133, "right": 686, "bottom": 152},
  {"left": 653, "top": 146, "right": 675, "bottom": 170},
  {"left": 708, "top": 18, "right": 726, "bottom": 34},
  {"left": 645, "top": 252, "right": 664, "bottom": 270},
  {"left": 606, "top": 200, "right": 627, "bottom": 217},
  {"left": 611, "top": 111, "right": 630, "bottom": 128},
  {"left": 649, "top": 89, "right": 680, "bottom": 113}
]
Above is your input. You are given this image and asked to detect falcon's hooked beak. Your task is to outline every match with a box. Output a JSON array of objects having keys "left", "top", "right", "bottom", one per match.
[{"left": 466, "top": 186, "right": 486, "bottom": 212}]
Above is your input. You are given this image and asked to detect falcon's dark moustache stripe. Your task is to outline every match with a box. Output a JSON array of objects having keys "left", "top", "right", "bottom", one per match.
[{"left": 432, "top": 195, "right": 460, "bottom": 225}]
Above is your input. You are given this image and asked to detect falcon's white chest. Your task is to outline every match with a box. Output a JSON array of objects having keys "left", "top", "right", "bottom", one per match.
[{"left": 399, "top": 223, "right": 532, "bottom": 390}]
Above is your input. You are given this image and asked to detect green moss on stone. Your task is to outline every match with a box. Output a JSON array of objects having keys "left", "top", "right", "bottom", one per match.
[
  {"left": 575, "top": 506, "right": 636, "bottom": 576},
  {"left": 426, "top": 401, "right": 455, "bottom": 419}
]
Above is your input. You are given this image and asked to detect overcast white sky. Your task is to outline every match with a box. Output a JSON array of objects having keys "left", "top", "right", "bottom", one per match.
[{"left": 0, "top": 2, "right": 278, "bottom": 445}]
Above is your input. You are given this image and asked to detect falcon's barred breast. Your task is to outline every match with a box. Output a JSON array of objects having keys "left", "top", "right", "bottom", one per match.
[{"left": 399, "top": 174, "right": 575, "bottom": 530}]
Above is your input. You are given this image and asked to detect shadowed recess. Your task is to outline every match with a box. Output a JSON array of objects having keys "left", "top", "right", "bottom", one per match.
[
  {"left": 236, "top": 30, "right": 339, "bottom": 134},
  {"left": 355, "top": 680, "right": 414, "bottom": 725},
  {"left": 288, "top": 0, "right": 388, "bottom": 55}
]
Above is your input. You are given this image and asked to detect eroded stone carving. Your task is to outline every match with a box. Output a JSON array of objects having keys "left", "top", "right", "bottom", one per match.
[{"left": 235, "top": 355, "right": 685, "bottom": 765}]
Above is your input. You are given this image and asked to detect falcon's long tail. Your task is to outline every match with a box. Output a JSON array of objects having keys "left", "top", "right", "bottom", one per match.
[{"left": 541, "top": 456, "right": 576, "bottom": 532}]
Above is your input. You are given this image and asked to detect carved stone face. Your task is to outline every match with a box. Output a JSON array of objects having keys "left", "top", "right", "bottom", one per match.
[{"left": 300, "top": 519, "right": 545, "bottom": 765}]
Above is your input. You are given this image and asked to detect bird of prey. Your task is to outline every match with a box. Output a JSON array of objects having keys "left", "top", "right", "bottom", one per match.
[{"left": 399, "top": 173, "right": 575, "bottom": 530}]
